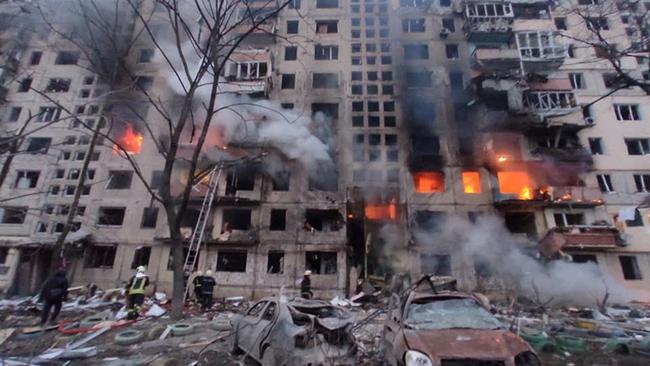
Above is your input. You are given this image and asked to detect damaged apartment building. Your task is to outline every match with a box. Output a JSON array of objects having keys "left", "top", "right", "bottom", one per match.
[{"left": 0, "top": 0, "right": 650, "bottom": 300}]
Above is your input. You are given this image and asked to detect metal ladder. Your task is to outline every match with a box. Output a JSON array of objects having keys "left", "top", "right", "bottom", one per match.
[{"left": 183, "top": 166, "right": 222, "bottom": 301}]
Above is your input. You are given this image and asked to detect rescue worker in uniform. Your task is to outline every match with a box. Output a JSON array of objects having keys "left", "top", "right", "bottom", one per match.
[
  {"left": 198, "top": 270, "right": 216, "bottom": 311},
  {"left": 39, "top": 268, "right": 69, "bottom": 325},
  {"left": 125, "top": 266, "right": 149, "bottom": 320},
  {"left": 192, "top": 270, "right": 203, "bottom": 304},
  {"left": 300, "top": 270, "right": 313, "bottom": 299}
]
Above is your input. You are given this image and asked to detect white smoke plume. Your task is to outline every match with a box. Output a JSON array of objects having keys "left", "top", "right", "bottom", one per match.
[{"left": 414, "top": 215, "right": 636, "bottom": 306}]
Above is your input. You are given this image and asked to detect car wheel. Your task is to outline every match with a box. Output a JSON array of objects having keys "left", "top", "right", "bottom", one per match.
[
  {"left": 261, "top": 347, "right": 276, "bottom": 366},
  {"left": 230, "top": 332, "right": 242, "bottom": 355}
]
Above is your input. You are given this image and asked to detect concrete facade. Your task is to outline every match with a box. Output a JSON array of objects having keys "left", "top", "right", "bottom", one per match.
[{"left": 0, "top": 0, "right": 649, "bottom": 301}]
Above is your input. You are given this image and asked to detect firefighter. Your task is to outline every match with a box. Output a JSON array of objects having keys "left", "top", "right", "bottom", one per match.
[
  {"left": 125, "top": 266, "right": 149, "bottom": 320},
  {"left": 198, "top": 270, "right": 216, "bottom": 311},
  {"left": 192, "top": 270, "right": 203, "bottom": 303},
  {"left": 39, "top": 268, "right": 69, "bottom": 326},
  {"left": 300, "top": 270, "right": 313, "bottom": 299}
]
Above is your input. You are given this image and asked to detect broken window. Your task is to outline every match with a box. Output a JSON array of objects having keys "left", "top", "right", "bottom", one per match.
[
  {"left": 620, "top": 256, "right": 642, "bottom": 280},
  {"left": 226, "top": 62, "right": 268, "bottom": 80},
  {"left": 404, "top": 44, "right": 429, "bottom": 59},
  {"left": 14, "top": 171, "right": 40, "bottom": 189},
  {"left": 8, "top": 107, "right": 22, "bottom": 122},
  {"left": 30, "top": 51, "right": 42, "bottom": 65},
  {"left": 316, "top": 20, "right": 338, "bottom": 33},
  {"left": 270, "top": 209, "right": 286, "bottom": 231},
  {"left": 287, "top": 20, "right": 298, "bottom": 34},
  {"left": 222, "top": 209, "right": 252, "bottom": 231},
  {"left": 517, "top": 31, "right": 564, "bottom": 59},
  {"left": 226, "top": 167, "right": 255, "bottom": 194},
  {"left": 633, "top": 174, "right": 650, "bottom": 192},
  {"left": 0, "top": 207, "right": 27, "bottom": 224},
  {"left": 597, "top": 174, "right": 614, "bottom": 192},
  {"left": 614, "top": 104, "right": 640, "bottom": 121},
  {"left": 25, "top": 138, "right": 51, "bottom": 153},
  {"left": 626, "top": 209, "right": 644, "bottom": 227},
  {"left": 625, "top": 138, "right": 650, "bottom": 155},
  {"left": 141, "top": 207, "right": 158, "bottom": 228},
  {"left": 18, "top": 77, "right": 32, "bottom": 92},
  {"left": 445, "top": 44, "right": 459, "bottom": 59},
  {"left": 405, "top": 71, "right": 432, "bottom": 88},
  {"left": 267, "top": 251, "right": 284, "bottom": 274},
  {"left": 130, "top": 246, "right": 151, "bottom": 269},
  {"left": 272, "top": 171, "right": 290, "bottom": 191},
  {"left": 421, "top": 254, "right": 451, "bottom": 276},
  {"left": 569, "top": 73, "right": 584, "bottom": 89},
  {"left": 281, "top": 74, "right": 295, "bottom": 89},
  {"left": 504, "top": 212, "right": 536, "bottom": 238},
  {"left": 84, "top": 245, "right": 117, "bottom": 268},
  {"left": 305, "top": 251, "right": 337, "bottom": 274},
  {"left": 311, "top": 103, "right": 339, "bottom": 120},
  {"left": 415, "top": 211, "right": 447, "bottom": 231},
  {"left": 413, "top": 172, "right": 445, "bottom": 193},
  {"left": 55, "top": 51, "right": 80, "bottom": 65},
  {"left": 572, "top": 254, "right": 597, "bottom": 264},
  {"left": 150, "top": 170, "right": 164, "bottom": 190},
  {"left": 167, "top": 247, "right": 199, "bottom": 271},
  {"left": 313, "top": 73, "right": 339, "bottom": 88},
  {"left": 45, "top": 78, "right": 71, "bottom": 92},
  {"left": 553, "top": 213, "right": 585, "bottom": 227},
  {"left": 308, "top": 160, "right": 338, "bottom": 192},
  {"left": 497, "top": 171, "right": 534, "bottom": 199},
  {"left": 97, "top": 207, "right": 126, "bottom": 226},
  {"left": 36, "top": 106, "right": 62, "bottom": 122},
  {"left": 462, "top": 171, "right": 481, "bottom": 194},
  {"left": 181, "top": 208, "right": 200, "bottom": 228},
  {"left": 134, "top": 76, "right": 154, "bottom": 91},
  {"left": 315, "top": 45, "right": 338, "bottom": 60},
  {"left": 316, "top": 0, "right": 338, "bottom": 8},
  {"left": 107, "top": 171, "right": 133, "bottom": 189},
  {"left": 587, "top": 17, "right": 609, "bottom": 31},
  {"left": 588, "top": 138, "right": 603, "bottom": 155},
  {"left": 402, "top": 18, "right": 425, "bottom": 32},
  {"left": 304, "top": 209, "right": 342, "bottom": 232},
  {"left": 216, "top": 250, "right": 247, "bottom": 272},
  {"left": 138, "top": 49, "right": 154, "bottom": 63}
]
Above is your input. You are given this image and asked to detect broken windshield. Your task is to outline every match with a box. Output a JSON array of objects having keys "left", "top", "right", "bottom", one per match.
[{"left": 405, "top": 298, "right": 503, "bottom": 330}]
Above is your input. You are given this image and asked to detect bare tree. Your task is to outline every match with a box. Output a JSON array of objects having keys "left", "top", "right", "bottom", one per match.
[
  {"left": 12, "top": 0, "right": 294, "bottom": 318},
  {"left": 557, "top": 0, "right": 650, "bottom": 95}
]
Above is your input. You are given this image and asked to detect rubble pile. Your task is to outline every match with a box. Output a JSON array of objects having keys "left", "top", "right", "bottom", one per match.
[{"left": 492, "top": 300, "right": 650, "bottom": 365}]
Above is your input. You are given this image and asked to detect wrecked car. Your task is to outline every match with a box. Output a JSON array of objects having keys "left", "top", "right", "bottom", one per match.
[
  {"left": 231, "top": 297, "right": 356, "bottom": 365},
  {"left": 383, "top": 278, "right": 540, "bottom": 366}
]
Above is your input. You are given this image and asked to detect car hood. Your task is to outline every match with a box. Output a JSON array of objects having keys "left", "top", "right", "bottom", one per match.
[{"left": 404, "top": 328, "right": 531, "bottom": 360}]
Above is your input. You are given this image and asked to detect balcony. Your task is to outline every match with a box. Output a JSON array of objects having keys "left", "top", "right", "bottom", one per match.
[
  {"left": 472, "top": 48, "right": 520, "bottom": 72},
  {"left": 522, "top": 90, "right": 578, "bottom": 118},
  {"left": 222, "top": 49, "right": 273, "bottom": 96},
  {"left": 213, "top": 228, "right": 259, "bottom": 245},
  {"left": 493, "top": 184, "right": 603, "bottom": 207},
  {"left": 539, "top": 225, "right": 624, "bottom": 258},
  {"left": 531, "top": 146, "right": 593, "bottom": 164},
  {"left": 464, "top": 1, "right": 514, "bottom": 43},
  {"left": 546, "top": 186, "right": 602, "bottom": 206},
  {"left": 516, "top": 31, "right": 565, "bottom": 72}
]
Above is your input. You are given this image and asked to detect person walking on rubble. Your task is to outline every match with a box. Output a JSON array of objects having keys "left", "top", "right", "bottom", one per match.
[
  {"left": 39, "top": 268, "right": 69, "bottom": 326},
  {"left": 192, "top": 270, "right": 203, "bottom": 304},
  {"left": 300, "top": 270, "right": 313, "bottom": 299},
  {"left": 198, "top": 270, "right": 216, "bottom": 311},
  {"left": 125, "top": 266, "right": 149, "bottom": 320}
]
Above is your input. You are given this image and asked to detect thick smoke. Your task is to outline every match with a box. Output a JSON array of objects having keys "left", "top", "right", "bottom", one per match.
[{"left": 414, "top": 215, "right": 635, "bottom": 306}]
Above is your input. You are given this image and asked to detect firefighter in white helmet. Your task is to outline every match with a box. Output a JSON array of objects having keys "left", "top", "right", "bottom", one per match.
[
  {"left": 300, "top": 270, "right": 313, "bottom": 299},
  {"left": 125, "top": 266, "right": 149, "bottom": 320}
]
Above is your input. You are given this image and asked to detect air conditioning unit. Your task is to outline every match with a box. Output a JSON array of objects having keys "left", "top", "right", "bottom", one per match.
[
  {"left": 440, "top": 28, "right": 450, "bottom": 39},
  {"left": 584, "top": 117, "right": 595, "bottom": 125}
]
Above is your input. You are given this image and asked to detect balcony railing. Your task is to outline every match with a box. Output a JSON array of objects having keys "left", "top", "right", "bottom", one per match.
[
  {"left": 516, "top": 31, "right": 565, "bottom": 61},
  {"left": 531, "top": 146, "right": 593, "bottom": 163},
  {"left": 523, "top": 91, "right": 578, "bottom": 117},
  {"left": 539, "top": 225, "right": 624, "bottom": 258}
]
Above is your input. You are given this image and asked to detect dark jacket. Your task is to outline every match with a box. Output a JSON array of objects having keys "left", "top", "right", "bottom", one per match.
[
  {"left": 198, "top": 276, "right": 216, "bottom": 295},
  {"left": 40, "top": 270, "right": 69, "bottom": 303},
  {"left": 126, "top": 274, "right": 150, "bottom": 295},
  {"left": 300, "top": 276, "right": 311, "bottom": 293}
]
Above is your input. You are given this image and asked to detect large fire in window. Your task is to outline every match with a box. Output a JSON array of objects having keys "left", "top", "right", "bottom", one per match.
[
  {"left": 413, "top": 172, "right": 445, "bottom": 193},
  {"left": 497, "top": 171, "right": 533, "bottom": 199},
  {"left": 365, "top": 201, "right": 397, "bottom": 220},
  {"left": 113, "top": 124, "right": 143, "bottom": 155},
  {"left": 462, "top": 171, "right": 481, "bottom": 194}
]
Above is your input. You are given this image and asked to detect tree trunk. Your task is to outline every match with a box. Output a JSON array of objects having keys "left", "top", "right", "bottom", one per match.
[{"left": 170, "top": 238, "right": 185, "bottom": 319}]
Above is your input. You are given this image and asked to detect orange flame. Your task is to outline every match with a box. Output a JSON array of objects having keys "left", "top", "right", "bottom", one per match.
[
  {"left": 497, "top": 171, "right": 534, "bottom": 200},
  {"left": 413, "top": 172, "right": 445, "bottom": 193},
  {"left": 365, "top": 201, "right": 397, "bottom": 220},
  {"left": 497, "top": 155, "right": 509, "bottom": 163},
  {"left": 462, "top": 171, "right": 481, "bottom": 194},
  {"left": 113, "top": 125, "right": 143, "bottom": 155}
]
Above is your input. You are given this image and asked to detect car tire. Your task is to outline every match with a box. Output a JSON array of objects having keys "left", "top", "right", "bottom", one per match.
[
  {"left": 170, "top": 323, "right": 194, "bottom": 337},
  {"left": 114, "top": 329, "right": 144, "bottom": 346}
]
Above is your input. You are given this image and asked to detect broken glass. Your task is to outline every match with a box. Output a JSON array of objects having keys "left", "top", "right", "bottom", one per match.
[{"left": 405, "top": 298, "right": 503, "bottom": 330}]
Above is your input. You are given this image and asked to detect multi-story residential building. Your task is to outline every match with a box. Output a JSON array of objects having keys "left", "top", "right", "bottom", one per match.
[{"left": 0, "top": 0, "right": 648, "bottom": 301}]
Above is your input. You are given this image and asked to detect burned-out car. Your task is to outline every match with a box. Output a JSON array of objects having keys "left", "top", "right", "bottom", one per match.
[
  {"left": 231, "top": 297, "right": 356, "bottom": 365},
  {"left": 383, "top": 279, "right": 540, "bottom": 366}
]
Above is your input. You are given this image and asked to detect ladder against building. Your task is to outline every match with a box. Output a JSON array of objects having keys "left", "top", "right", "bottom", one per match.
[{"left": 183, "top": 166, "right": 221, "bottom": 302}]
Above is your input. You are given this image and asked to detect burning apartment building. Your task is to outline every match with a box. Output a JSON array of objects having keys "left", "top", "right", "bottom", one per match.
[{"left": 0, "top": 0, "right": 649, "bottom": 302}]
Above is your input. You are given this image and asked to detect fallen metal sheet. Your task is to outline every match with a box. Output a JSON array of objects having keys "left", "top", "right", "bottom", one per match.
[
  {"left": 159, "top": 325, "right": 172, "bottom": 340},
  {"left": 67, "top": 326, "right": 110, "bottom": 349},
  {"left": 0, "top": 328, "right": 16, "bottom": 345}
]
